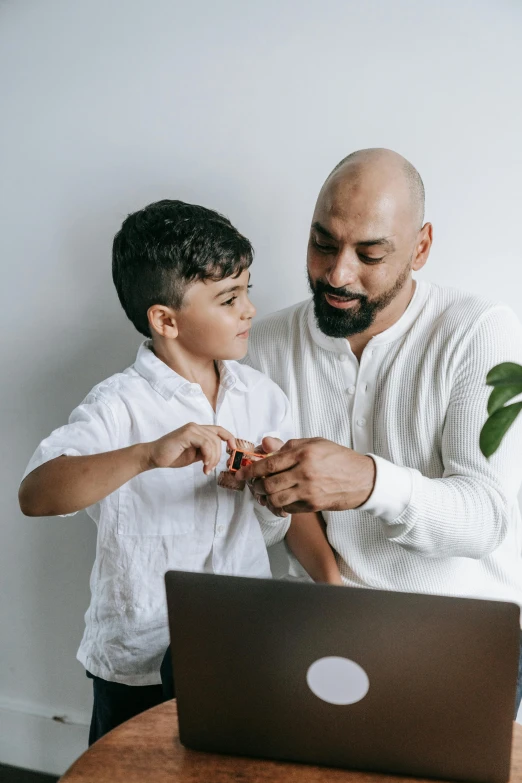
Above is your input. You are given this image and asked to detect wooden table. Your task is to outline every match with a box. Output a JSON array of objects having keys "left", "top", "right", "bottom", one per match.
[{"left": 60, "top": 700, "right": 522, "bottom": 783}]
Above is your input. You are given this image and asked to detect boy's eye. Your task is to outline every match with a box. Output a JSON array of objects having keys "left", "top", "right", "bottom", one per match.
[{"left": 221, "top": 284, "right": 252, "bottom": 306}]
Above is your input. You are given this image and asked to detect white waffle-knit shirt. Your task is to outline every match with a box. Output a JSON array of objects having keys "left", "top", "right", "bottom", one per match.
[{"left": 246, "top": 280, "right": 522, "bottom": 609}]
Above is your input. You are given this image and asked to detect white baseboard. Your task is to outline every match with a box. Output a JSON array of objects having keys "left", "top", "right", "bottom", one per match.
[{"left": 0, "top": 696, "right": 89, "bottom": 776}]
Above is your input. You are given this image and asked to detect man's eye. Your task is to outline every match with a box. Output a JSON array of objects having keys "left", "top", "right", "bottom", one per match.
[
  {"left": 359, "top": 254, "right": 384, "bottom": 264},
  {"left": 312, "top": 238, "right": 336, "bottom": 253}
]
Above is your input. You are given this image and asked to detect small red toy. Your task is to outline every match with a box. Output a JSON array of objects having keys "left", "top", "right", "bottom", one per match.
[{"left": 217, "top": 439, "right": 270, "bottom": 491}]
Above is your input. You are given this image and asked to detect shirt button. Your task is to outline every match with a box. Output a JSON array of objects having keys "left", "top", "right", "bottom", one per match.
[
  {"left": 347, "top": 385, "right": 356, "bottom": 395},
  {"left": 356, "top": 417, "right": 366, "bottom": 427},
  {"left": 339, "top": 354, "right": 348, "bottom": 362},
  {"left": 216, "top": 525, "right": 225, "bottom": 535}
]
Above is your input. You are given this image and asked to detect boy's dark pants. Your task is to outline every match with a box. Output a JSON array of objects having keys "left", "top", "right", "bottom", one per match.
[{"left": 87, "top": 655, "right": 175, "bottom": 745}]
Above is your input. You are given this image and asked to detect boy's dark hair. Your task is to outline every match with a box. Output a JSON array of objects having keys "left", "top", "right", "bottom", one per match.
[{"left": 112, "top": 199, "right": 254, "bottom": 337}]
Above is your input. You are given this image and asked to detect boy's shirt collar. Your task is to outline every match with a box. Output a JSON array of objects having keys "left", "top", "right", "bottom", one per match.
[
  {"left": 133, "top": 341, "right": 247, "bottom": 400},
  {"left": 217, "top": 360, "right": 248, "bottom": 393}
]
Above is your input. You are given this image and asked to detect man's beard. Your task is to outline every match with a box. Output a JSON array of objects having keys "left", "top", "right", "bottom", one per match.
[{"left": 308, "top": 264, "right": 411, "bottom": 338}]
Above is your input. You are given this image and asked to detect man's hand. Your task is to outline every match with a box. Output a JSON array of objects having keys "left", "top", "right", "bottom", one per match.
[
  {"left": 146, "top": 423, "right": 236, "bottom": 475},
  {"left": 248, "top": 436, "right": 289, "bottom": 517},
  {"left": 236, "top": 437, "right": 376, "bottom": 514}
]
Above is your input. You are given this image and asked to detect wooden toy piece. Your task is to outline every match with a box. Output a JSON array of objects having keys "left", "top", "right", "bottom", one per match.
[
  {"left": 217, "top": 439, "right": 268, "bottom": 492},
  {"left": 217, "top": 470, "right": 246, "bottom": 491}
]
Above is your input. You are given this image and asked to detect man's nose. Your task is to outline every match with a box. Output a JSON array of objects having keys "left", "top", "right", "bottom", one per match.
[{"left": 325, "top": 250, "right": 359, "bottom": 290}]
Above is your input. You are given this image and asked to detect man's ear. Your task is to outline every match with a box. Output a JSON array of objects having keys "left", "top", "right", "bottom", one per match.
[
  {"left": 147, "top": 304, "right": 179, "bottom": 339},
  {"left": 411, "top": 222, "right": 433, "bottom": 272}
]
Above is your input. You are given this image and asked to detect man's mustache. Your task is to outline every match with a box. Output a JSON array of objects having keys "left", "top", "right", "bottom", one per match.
[{"left": 314, "top": 281, "right": 365, "bottom": 302}]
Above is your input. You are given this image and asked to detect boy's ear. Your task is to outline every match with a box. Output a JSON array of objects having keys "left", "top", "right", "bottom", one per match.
[{"left": 147, "top": 304, "right": 179, "bottom": 339}]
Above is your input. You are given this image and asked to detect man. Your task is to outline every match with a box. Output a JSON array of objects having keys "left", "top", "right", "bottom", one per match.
[{"left": 239, "top": 148, "right": 522, "bottom": 712}]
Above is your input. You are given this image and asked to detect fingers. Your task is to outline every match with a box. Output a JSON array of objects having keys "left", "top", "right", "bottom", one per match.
[
  {"left": 263, "top": 469, "right": 298, "bottom": 496},
  {"left": 183, "top": 424, "right": 233, "bottom": 475},
  {"left": 260, "top": 436, "right": 284, "bottom": 454},
  {"left": 247, "top": 481, "right": 290, "bottom": 518},
  {"left": 266, "top": 485, "right": 301, "bottom": 511},
  {"left": 156, "top": 424, "right": 242, "bottom": 473},
  {"left": 197, "top": 434, "right": 222, "bottom": 475},
  {"left": 263, "top": 498, "right": 290, "bottom": 518},
  {"left": 208, "top": 426, "right": 236, "bottom": 451},
  {"left": 248, "top": 474, "right": 298, "bottom": 516},
  {"left": 236, "top": 444, "right": 299, "bottom": 481},
  {"left": 250, "top": 470, "right": 296, "bottom": 497},
  {"left": 272, "top": 490, "right": 313, "bottom": 513},
  {"left": 251, "top": 475, "right": 313, "bottom": 512},
  {"left": 250, "top": 478, "right": 267, "bottom": 496}
]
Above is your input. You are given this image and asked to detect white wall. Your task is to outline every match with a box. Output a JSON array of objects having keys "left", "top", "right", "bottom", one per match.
[{"left": 1, "top": 0, "right": 522, "bottom": 774}]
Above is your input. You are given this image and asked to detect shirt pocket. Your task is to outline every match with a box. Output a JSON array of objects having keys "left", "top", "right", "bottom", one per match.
[{"left": 117, "top": 465, "right": 195, "bottom": 536}]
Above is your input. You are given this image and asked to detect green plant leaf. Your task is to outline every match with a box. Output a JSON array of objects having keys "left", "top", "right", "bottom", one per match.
[
  {"left": 480, "top": 402, "right": 522, "bottom": 458},
  {"left": 486, "top": 362, "right": 522, "bottom": 387},
  {"left": 487, "top": 385, "right": 522, "bottom": 416}
]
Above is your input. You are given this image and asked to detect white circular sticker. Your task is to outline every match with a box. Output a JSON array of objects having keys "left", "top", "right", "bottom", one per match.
[{"left": 306, "top": 656, "right": 370, "bottom": 705}]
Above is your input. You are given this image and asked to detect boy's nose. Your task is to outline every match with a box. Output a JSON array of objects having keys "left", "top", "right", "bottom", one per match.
[{"left": 244, "top": 301, "right": 256, "bottom": 319}]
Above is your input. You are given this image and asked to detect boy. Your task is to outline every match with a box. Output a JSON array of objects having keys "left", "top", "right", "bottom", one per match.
[{"left": 19, "top": 200, "right": 341, "bottom": 744}]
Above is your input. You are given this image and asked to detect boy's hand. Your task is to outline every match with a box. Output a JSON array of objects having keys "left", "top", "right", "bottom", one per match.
[{"left": 146, "top": 424, "right": 236, "bottom": 476}]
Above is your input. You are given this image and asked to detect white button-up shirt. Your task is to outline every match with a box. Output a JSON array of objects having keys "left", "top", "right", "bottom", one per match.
[{"left": 23, "top": 342, "right": 292, "bottom": 685}]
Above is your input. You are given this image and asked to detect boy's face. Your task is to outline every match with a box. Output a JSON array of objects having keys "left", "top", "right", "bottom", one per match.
[{"left": 170, "top": 269, "right": 256, "bottom": 361}]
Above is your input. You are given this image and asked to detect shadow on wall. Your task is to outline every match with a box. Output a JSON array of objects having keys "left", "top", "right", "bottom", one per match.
[
  {"left": 9, "top": 329, "right": 139, "bottom": 712},
  {"left": 6, "top": 196, "right": 143, "bottom": 716}
]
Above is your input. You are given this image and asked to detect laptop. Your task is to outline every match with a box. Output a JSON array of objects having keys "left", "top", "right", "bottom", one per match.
[{"left": 164, "top": 571, "right": 520, "bottom": 783}]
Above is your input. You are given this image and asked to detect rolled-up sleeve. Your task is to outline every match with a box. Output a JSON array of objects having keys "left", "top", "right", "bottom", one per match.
[{"left": 22, "top": 393, "right": 118, "bottom": 516}]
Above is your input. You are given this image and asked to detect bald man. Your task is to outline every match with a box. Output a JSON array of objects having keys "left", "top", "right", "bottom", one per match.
[{"left": 240, "top": 148, "right": 522, "bottom": 714}]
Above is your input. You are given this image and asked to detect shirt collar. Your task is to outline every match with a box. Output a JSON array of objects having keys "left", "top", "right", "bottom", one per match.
[
  {"left": 217, "top": 360, "right": 248, "bottom": 393},
  {"left": 133, "top": 341, "right": 248, "bottom": 400},
  {"left": 307, "top": 279, "right": 431, "bottom": 355}
]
